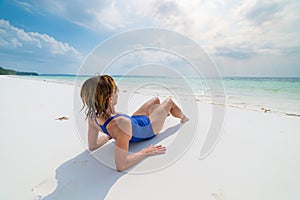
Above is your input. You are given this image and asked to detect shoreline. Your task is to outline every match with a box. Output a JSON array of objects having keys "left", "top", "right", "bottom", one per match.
[{"left": 3, "top": 75, "right": 300, "bottom": 118}]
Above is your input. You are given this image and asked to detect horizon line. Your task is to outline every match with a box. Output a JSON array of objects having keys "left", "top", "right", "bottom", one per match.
[{"left": 37, "top": 74, "right": 300, "bottom": 78}]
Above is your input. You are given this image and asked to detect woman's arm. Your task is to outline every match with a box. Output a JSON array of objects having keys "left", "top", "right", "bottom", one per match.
[
  {"left": 115, "top": 138, "right": 166, "bottom": 171},
  {"left": 113, "top": 117, "right": 166, "bottom": 172},
  {"left": 88, "top": 118, "right": 111, "bottom": 151},
  {"left": 89, "top": 135, "right": 111, "bottom": 151}
]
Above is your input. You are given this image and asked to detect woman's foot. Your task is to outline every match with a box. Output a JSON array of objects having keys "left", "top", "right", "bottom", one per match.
[{"left": 180, "top": 115, "right": 189, "bottom": 123}]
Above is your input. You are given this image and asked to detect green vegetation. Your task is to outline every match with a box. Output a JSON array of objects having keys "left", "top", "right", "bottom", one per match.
[{"left": 0, "top": 67, "right": 38, "bottom": 76}]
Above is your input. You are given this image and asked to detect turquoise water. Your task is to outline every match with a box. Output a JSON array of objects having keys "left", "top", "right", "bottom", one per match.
[
  {"left": 222, "top": 77, "right": 300, "bottom": 115},
  {"left": 18, "top": 75, "right": 300, "bottom": 116}
]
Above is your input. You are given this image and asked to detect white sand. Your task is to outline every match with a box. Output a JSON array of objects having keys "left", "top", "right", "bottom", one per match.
[{"left": 0, "top": 75, "right": 300, "bottom": 200}]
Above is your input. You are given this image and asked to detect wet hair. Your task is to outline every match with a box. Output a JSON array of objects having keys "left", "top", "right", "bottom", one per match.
[{"left": 80, "top": 75, "right": 117, "bottom": 120}]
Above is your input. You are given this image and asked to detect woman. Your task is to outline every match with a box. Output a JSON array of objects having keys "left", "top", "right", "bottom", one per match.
[{"left": 80, "top": 75, "right": 189, "bottom": 171}]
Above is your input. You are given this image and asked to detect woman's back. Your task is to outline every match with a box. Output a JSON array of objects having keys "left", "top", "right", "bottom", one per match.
[{"left": 94, "top": 114, "right": 156, "bottom": 143}]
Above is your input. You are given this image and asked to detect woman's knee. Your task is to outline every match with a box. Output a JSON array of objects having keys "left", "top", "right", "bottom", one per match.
[
  {"left": 165, "top": 98, "right": 174, "bottom": 105},
  {"left": 152, "top": 97, "right": 160, "bottom": 104},
  {"left": 163, "top": 98, "right": 174, "bottom": 111}
]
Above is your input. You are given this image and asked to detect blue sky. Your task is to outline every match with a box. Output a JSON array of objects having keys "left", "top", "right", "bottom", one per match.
[{"left": 0, "top": 0, "right": 299, "bottom": 76}]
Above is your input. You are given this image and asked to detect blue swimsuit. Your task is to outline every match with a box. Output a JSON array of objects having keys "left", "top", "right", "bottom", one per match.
[{"left": 94, "top": 114, "right": 156, "bottom": 143}]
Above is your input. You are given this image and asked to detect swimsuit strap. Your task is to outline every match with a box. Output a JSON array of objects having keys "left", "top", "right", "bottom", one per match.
[
  {"left": 93, "top": 116, "right": 105, "bottom": 133},
  {"left": 94, "top": 114, "right": 129, "bottom": 133},
  {"left": 102, "top": 114, "right": 129, "bottom": 127}
]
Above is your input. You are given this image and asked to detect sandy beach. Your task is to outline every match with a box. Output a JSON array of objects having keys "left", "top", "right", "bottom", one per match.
[{"left": 1, "top": 75, "right": 300, "bottom": 200}]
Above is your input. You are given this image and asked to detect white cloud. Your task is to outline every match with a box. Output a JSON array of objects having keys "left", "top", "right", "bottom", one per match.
[
  {"left": 0, "top": 19, "right": 80, "bottom": 55},
  {"left": 15, "top": 0, "right": 300, "bottom": 75},
  {"left": 232, "top": 0, "right": 300, "bottom": 53},
  {"left": 0, "top": 19, "right": 83, "bottom": 73},
  {"left": 146, "top": 0, "right": 300, "bottom": 57},
  {"left": 105, "top": 49, "right": 196, "bottom": 77},
  {"left": 17, "top": 0, "right": 300, "bottom": 57},
  {"left": 20, "top": 0, "right": 130, "bottom": 31},
  {"left": 15, "top": 0, "right": 34, "bottom": 13}
]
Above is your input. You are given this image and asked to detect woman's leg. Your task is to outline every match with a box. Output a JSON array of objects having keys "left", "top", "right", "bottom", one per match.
[
  {"left": 149, "top": 98, "right": 189, "bottom": 134},
  {"left": 132, "top": 97, "right": 160, "bottom": 116}
]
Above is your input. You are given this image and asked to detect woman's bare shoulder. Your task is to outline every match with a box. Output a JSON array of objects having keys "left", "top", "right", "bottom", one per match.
[
  {"left": 108, "top": 116, "right": 130, "bottom": 129},
  {"left": 107, "top": 116, "right": 131, "bottom": 137}
]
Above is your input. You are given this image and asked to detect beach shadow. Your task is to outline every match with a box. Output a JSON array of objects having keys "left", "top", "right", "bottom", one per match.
[
  {"left": 129, "top": 123, "right": 182, "bottom": 152},
  {"left": 41, "top": 123, "right": 181, "bottom": 200}
]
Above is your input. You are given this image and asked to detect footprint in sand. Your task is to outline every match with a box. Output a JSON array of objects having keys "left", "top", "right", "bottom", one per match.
[{"left": 211, "top": 189, "right": 225, "bottom": 200}]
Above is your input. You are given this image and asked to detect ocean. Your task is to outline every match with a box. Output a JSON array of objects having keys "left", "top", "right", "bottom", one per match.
[{"left": 18, "top": 75, "right": 300, "bottom": 117}]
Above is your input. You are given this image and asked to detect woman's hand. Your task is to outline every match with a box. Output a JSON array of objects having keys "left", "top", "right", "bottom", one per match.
[{"left": 142, "top": 144, "right": 166, "bottom": 156}]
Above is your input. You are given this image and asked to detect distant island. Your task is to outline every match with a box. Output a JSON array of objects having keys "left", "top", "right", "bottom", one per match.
[{"left": 0, "top": 67, "right": 38, "bottom": 76}]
